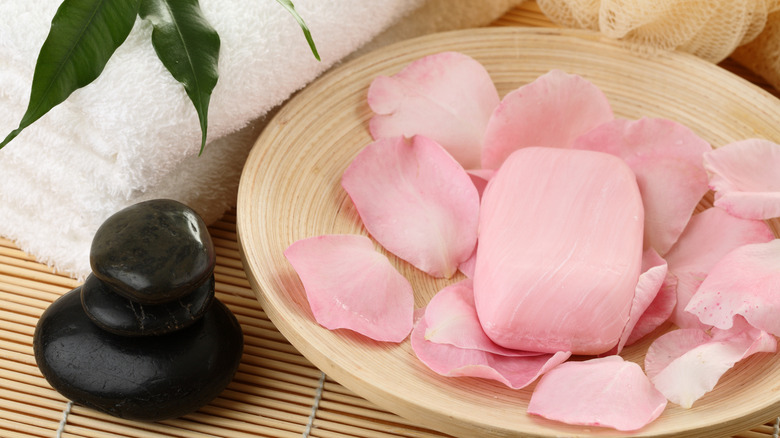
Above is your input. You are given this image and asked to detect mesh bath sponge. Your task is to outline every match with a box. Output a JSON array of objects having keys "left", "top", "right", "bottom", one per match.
[
  {"left": 733, "top": 10, "right": 780, "bottom": 91},
  {"left": 537, "top": 0, "right": 780, "bottom": 63}
]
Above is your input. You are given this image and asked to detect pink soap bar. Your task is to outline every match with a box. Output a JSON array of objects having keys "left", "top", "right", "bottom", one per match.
[{"left": 474, "top": 147, "right": 644, "bottom": 355}]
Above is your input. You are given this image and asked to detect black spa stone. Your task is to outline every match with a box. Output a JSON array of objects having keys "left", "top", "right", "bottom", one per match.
[
  {"left": 81, "top": 273, "right": 216, "bottom": 336},
  {"left": 90, "top": 199, "right": 216, "bottom": 305},
  {"left": 33, "top": 287, "right": 243, "bottom": 422}
]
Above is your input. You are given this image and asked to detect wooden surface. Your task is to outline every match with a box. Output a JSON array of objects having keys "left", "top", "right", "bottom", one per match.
[
  {"left": 3, "top": 2, "right": 780, "bottom": 438},
  {"left": 236, "top": 24, "right": 780, "bottom": 438}
]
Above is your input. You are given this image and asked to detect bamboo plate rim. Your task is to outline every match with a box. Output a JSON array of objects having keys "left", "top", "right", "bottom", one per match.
[{"left": 236, "top": 27, "right": 780, "bottom": 438}]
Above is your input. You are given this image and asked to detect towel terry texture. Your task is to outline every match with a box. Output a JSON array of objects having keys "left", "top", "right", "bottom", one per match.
[{"left": 0, "top": 0, "right": 524, "bottom": 279}]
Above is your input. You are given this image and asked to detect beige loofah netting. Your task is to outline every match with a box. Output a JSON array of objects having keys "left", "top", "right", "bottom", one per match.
[
  {"left": 537, "top": 0, "right": 780, "bottom": 90},
  {"left": 733, "top": 10, "right": 780, "bottom": 92}
]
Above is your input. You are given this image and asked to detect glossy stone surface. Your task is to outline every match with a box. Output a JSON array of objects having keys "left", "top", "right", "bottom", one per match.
[
  {"left": 34, "top": 288, "right": 243, "bottom": 422},
  {"left": 90, "top": 199, "right": 216, "bottom": 305},
  {"left": 81, "top": 273, "right": 215, "bottom": 336}
]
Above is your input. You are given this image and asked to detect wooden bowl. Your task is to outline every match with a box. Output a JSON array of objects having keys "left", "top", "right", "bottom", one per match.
[{"left": 237, "top": 27, "right": 780, "bottom": 437}]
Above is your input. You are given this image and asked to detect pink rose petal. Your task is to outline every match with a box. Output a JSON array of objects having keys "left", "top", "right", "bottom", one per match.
[
  {"left": 461, "top": 169, "right": 492, "bottom": 278},
  {"left": 424, "top": 279, "right": 540, "bottom": 357},
  {"left": 663, "top": 208, "right": 775, "bottom": 329},
  {"left": 466, "top": 168, "right": 495, "bottom": 199},
  {"left": 481, "top": 69, "right": 613, "bottom": 170},
  {"left": 614, "top": 248, "right": 668, "bottom": 353},
  {"left": 368, "top": 51, "right": 500, "bottom": 169},
  {"left": 685, "top": 239, "right": 780, "bottom": 336},
  {"left": 528, "top": 356, "right": 667, "bottom": 432},
  {"left": 474, "top": 147, "right": 644, "bottom": 355},
  {"left": 411, "top": 312, "right": 570, "bottom": 389},
  {"left": 458, "top": 245, "right": 477, "bottom": 279},
  {"left": 645, "top": 328, "right": 711, "bottom": 381},
  {"left": 284, "top": 234, "right": 414, "bottom": 342},
  {"left": 625, "top": 273, "right": 677, "bottom": 346},
  {"left": 572, "top": 118, "right": 711, "bottom": 255},
  {"left": 645, "top": 317, "right": 777, "bottom": 408},
  {"left": 645, "top": 328, "right": 719, "bottom": 408},
  {"left": 704, "top": 139, "right": 780, "bottom": 219},
  {"left": 341, "top": 135, "right": 480, "bottom": 278}
]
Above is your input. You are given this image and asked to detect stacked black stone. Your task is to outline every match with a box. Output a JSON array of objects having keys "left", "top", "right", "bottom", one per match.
[{"left": 33, "top": 199, "right": 244, "bottom": 422}]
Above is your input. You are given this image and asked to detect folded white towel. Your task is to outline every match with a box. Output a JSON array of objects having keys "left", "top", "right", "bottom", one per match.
[{"left": 0, "top": 0, "right": 522, "bottom": 279}]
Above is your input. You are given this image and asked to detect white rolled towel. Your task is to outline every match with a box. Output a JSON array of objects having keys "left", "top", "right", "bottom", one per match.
[{"left": 0, "top": 0, "right": 523, "bottom": 279}]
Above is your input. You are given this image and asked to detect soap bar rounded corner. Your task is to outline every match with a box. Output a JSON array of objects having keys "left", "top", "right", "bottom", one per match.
[{"left": 474, "top": 146, "right": 645, "bottom": 355}]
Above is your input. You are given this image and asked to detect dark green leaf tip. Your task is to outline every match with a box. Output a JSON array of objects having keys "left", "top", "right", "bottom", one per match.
[
  {"left": 140, "top": 0, "right": 220, "bottom": 157},
  {"left": 275, "top": 0, "right": 320, "bottom": 61},
  {"left": 0, "top": 129, "right": 21, "bottom": 151}
]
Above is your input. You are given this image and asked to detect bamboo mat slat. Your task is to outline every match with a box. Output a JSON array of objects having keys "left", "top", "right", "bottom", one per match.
[
  {"left": 2, "top": 206, "right": 777, "bottom": 438},
  {"left": 0, "top": 207, "right": 456, "bottom": 438},
  {"left": 2, "top": 2, "right": 780, "bottom": 437}
]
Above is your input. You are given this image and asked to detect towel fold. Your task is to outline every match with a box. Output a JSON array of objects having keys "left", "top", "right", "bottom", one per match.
[{"left": 0, "top": 0, "right": 523, "bottom": 279}]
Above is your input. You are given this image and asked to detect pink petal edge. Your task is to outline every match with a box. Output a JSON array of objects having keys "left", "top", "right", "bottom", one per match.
[
  {"left": 341, "top": 135, "right": 480, "bottom": 278},
  {"left": 685, "top": 239, "right": 780, "bottom": 336},
  {"left": 368, "top": 51, "right": 500, "bottom": 169},
  {"left": 625, "top": 273, "right": 677, "bottom": 346},
  {"left": 614, "top": 248, "right": 668, "bottom": 353},
  {"left": 411, "top": 310, "right": 570, "bottom": 389},
  {"left": 424, "top": 279, "right": 541, "bottom": 357},
  {"left": 481, "top": 69, "right": 613, "bottom": 170},
  {"left": 704, "top": 139, "right": 780, "bottom": 220},
  {"left": 663, "top": 207, "right": 775, "bottom": 329},
  {"left": 528, "top": 356, "right": 667, "bottom": 431},
  {"left": 466, "top": 168, "right": 495, "bottom": 199},
  {"left": 458, "top": 244, "right": 477, "bottom": 279},
  {"left": 645, "top": 317, "right": 777, "bottom": 408},
  {"left": 572, "top": 117, "right": 711, "bottom": 255},
  {"left": 284, "top": 234, "right": 414, "bottom": 342}
]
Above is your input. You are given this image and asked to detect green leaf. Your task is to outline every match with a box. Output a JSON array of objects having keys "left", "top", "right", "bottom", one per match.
[
  {"left": 0, "top": 0, "right": 141, "bottom": 150},
  {"left": 275, "top": 0, "right": 320, "bottom": 61},
  {"left": 139, "top": 0, "right": 220, "bottom": 155}
]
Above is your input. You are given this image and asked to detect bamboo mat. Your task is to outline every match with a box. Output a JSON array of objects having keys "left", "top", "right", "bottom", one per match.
[
  {"left": 3, "top": 212, "right": 779, "bottom": 438},
  {"left": 2, "top": 2, "right": 780, "bottom": 438},
  {"left": 0, "top": 210, "right": 452, "bottom": 438}
]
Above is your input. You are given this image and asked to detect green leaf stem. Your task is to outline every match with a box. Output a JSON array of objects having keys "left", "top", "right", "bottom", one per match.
[
  {"left": 0, "top": 0, "right": 141, "bottom": 149},
  {"left": 139, "top": 0, "right": 220, "bottom": 155},
  {"left": 276, "top": 0, "right": 320, "bottom": 61}
]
